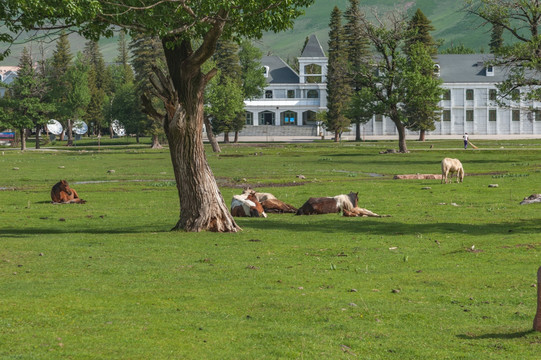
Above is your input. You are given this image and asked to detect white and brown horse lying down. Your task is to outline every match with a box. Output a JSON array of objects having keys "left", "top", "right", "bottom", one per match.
[
  {"left": 242, "top": 188, "right": 297, "bottom": 214},
  {"left": 296, "top": 192, "right": 358, "bottom": 215},
  {"left": 231, "top": 190, "right": 267, "bottom": 218}
]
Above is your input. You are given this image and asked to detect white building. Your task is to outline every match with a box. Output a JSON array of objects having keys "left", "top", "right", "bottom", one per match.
[
  {"left": 242, "top": 35, "right": 327, "bottom": 136},
  {"left": 243, "top": 37, "right": 541, "bottom": 137}
]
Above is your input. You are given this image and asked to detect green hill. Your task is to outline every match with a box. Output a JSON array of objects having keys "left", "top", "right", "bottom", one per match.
[{"left": 0, "top": 1, "right": 507, "bottom": 66}]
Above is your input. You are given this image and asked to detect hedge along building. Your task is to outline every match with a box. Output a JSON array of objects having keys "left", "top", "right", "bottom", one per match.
[{"left": 242, "top": 38, "right": 541, "bottom": 137}]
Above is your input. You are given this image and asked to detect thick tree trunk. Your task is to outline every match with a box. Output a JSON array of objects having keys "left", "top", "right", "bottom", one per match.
[
  {"left": 355, "top": 122, "right": 361, "bottom": 141},
  {"left": 334, "top": 131, "right": 339, "bottom": 142},
  {"left": 67, "top": 119, "right": 74, "bottom": 146},
  {"left": 391, "top": 115, "right": 408, "bottom": 153},
  {"left": 234, "top": 131, "right": 239, "bottom": 143},
  {"left": 203, "top": 116, "right": 221, "bottom": 153},
  {"left": 418, "top": 130, "right": 426, "bottom": 141},
  {"left": 159, "top": 37, "right": 240, "bottom": 232},
  {"left": 151, "top": 134, "right": 163, "bottom": 149},
  {"left": 223, "top": 132, "right": 230, "bottom": 143},
  {"left": 35, "top": 125, "right": 41, "bottom": 149}
]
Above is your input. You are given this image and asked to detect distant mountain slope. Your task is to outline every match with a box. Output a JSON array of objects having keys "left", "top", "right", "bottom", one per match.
[
  {"left": 0, "top": 0, "right": 506, "bottom": 66},
  {"left": 258, "top": 0, "right": 494, "bottom": 60}
]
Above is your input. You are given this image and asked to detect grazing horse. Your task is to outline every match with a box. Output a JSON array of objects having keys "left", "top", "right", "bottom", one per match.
[
  {"left": 441, "top": 158, "right": 464, "bottom": 184},
  {"left": 51, "top": 180, "right": 86, "bottom": 204},
  {"left": 296, "top": 192, "right": 358, "bottom": 215},
  {"left": 231, "top": 191, "right": 267, "bottom": 218}
]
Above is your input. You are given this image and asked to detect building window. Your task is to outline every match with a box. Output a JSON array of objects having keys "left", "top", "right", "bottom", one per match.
[
  {"left": 486, "top": 65, "right": 494, "bottom": 76},
  {"left": 442, "top": 89, "right": 451, "bottom": 101},
  {"left": 512, "top": 109, "right": 520, "bottom": 121},
  {"left": 259, "top": 111, "right": 275, "bottom": 125},
  {"left": 489, "top": 109, "right": 497, "bottom": 121},
  {"left": 442, "top": 110, "right": 451, "bottom": 121},
  {"left": 303, "top": 110, "right": 317, "bottom": 125},
  {"left": 512, "top": 89, "right": 520, "bottom": 101},
  {"left": 374, "top": 114, "right": 383, "bottom": 122},
  {"left": 262, "top": 66, "right": 269, "bottom": 78},
  {"left": 489, "top": 89, "right": 497, "bottom": 101},
  {"left": 245, "top": 111, "right": 253, "bottom": 125},
  {"left": 307, "top": 90, "right": 319, "bottom": 98},
  {"left": 535, "top": 110, "right": 541, "bottom": 121},
  {"left": 304, "top": 64, "right": 322, "bottom": 83},
  {"left": 466, "top": 89, "right": 474, "bottom": 101},
  {"left": 281, "top": 111, "right": 297, "bottom": 126},
  {"left": 287, "top": 90, "right": 295, "bottom": 98},
  {"left": 265, "top": 90, "right": 273, "bottom": 99},
  {"left": 466, "top": 109, "right": 474, "bottom": 122}
]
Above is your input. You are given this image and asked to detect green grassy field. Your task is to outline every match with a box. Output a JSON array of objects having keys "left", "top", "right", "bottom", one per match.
[{"left": 1, "top": 138, "right": 540, "bottom": 359}]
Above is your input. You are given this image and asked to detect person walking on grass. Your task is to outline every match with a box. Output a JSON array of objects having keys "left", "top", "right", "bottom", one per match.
[{"left": 463, "top": 132, "right": 469, "bottom": 149}]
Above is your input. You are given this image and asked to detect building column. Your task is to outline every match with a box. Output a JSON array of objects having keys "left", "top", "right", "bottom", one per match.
[
  {"left": 296, "top": 111, "right": 302, "bottom": 126},
  {"left": 253, "top": 111, "right": 259, "bottom": 126},
  {"left": 275, "top": 110, "right": 281, "bottom": 126}
]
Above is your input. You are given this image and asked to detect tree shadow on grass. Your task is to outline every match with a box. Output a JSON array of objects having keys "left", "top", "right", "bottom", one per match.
[
  {"left": 457, "top": 329, "right": 534, "bottom": 340},
  {"left": 0, "top": 226, "right": 170, "bottom": 237},
  {"left": 243, "top": 216, "right": 541, "bottom": 236}
]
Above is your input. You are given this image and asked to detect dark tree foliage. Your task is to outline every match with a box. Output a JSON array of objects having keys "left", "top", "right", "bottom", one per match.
[
  {"left": 489, "top": 23, "right": 504, "bottom": 54},
  {"left": 326, "top": 6, "right": 352, "bottom": 142},
  {"left": 405, "top": 8, "right": 437, "bottom": 57},
  {"left": 344, "top": 0, "right": 371, "bottom": 141},
  {"left": 466, "top": 0, "right": 541, "bottom": 101}
]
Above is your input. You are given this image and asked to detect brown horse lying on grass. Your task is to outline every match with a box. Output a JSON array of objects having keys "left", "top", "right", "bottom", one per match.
[
  {"left": 231, "top": 190, "right": 267, "bottom": 218},
  {"left": 51, "top": 180, "right": 86, "bottom": 204},
  {"left": 296, "top": 192, "right": 358, "bottom": 215},
  {"left": 242, "top": 188, "right": 297, "bottom": 213}
]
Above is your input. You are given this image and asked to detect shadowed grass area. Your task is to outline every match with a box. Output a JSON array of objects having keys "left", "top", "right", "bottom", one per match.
[{"left": 1, "top": 139, "right": 540, "bottom": 359}]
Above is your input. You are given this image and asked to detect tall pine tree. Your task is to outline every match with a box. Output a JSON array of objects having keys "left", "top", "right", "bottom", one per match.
[
  {"left": 130, "top": 34, "right": 167, "bottom": 148},
  {"left": 405, "top": 9, "right": 437, "bottom": 57},
  {"left": 326, "top": 6, "right": 351, "bottom": 142},
  {"left": 83, "top": 40, "right": 110, "bottom": 136},
  {"left": 489, "top": 23, "right": 504, "bottom": 54},
  {"left": 344, "top": 0, "right": 371, "bottom": 141},
  {"left": 405, "top": 8, "right": 439, "bottom": 140}
]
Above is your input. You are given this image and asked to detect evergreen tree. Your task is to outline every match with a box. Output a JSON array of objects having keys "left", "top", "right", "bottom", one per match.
[
  {"left": 130, "top": 33, "right": 166, "bottom": 149},
  {"left": 405, "top": 9, "right": 437, "bottom": 57},
  {"left": 5, "top": 47, "right": 53, "bottom": 150},
  {"left": 83, "top": 40, "right": 109, "bottom": 136},
  {"left": 211, "top": 39, "right": 245, "bottom": 142},
  {"left": 489, "top": 23, "right": 504, "bottom": 54},
  {"left": 239, "top": 40, "right": 266, "bottom": 100},
  {"left": 344, "top": 0, "right": 371, "bottom": 141},
  {"left": 326, "top": 6, "right": 351, "bottom": 142},
  {"left": 48, "top": 31, "right": 75, "bottom": 143}
]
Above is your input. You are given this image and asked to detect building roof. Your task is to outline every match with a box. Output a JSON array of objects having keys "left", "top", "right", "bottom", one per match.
[
  {"left": 436, "top": 54, "right": 509, "bottom": 83},
  {"left": 300, "top": 35, "right": 326, "bottom": 58},
  {"left": 262, "top": 56, "right": 299, "bottom": 84}
]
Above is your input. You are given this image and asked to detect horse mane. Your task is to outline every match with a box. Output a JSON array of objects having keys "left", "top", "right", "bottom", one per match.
[{"left": 333, "top": 192, "right": 358, "bottom": 211}]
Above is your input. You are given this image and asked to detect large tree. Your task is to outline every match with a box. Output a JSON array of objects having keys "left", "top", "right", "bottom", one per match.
[
  {"left": 405, "top": 8, "right": 437, "bottom": 57},
  {"left": 344, "top": 0, "right": 371, "bottom": 141},
  {"left": 2, "top": 0, "right": 314, "bottom": 232},
  {"left": 2, "top": 47, "right": 53, "bottom": 150},
  {"left": 405, "top": 8, "right": 440, "bottom": 141},
  {"left": 326, "top": 6, "right": 352, "bottom": 142},
  {"left": 466, "top": 0, "right": 541, "bottom": 101},
  {"left": 130, "top": 33, "right": 167, "bottom": 149},
  {"left": 355, "top": 9, "right": 429, "bottom": 152}
]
